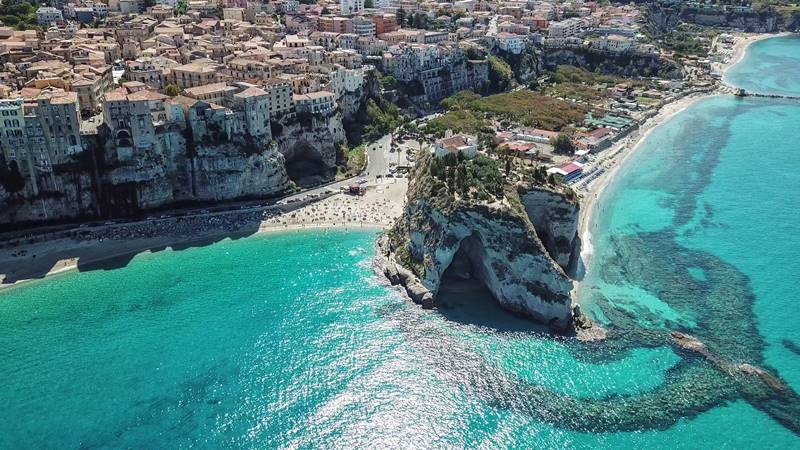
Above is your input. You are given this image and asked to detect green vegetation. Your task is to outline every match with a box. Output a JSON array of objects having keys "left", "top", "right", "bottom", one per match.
[
  {"left": 549, "top": 65, "right": 621, "bottom": 85},
  {"left": 644, "top": 20, "right": 715, "bottom": 57},
  {"left": 164, "top": 84, "right": 181, "bottom": 97},
  {"left": 543, "top": 65, "right": 636, "bottom": 102},
  {"left": 337, "top": 143, "right": 366, "bottom": 178},
  {"left": 0, "top": 1, "right": 39, "bottom": 31},
  {"left": 550, "top": 133, "right": 576, "bottom": 155},
  {"left": 426, "top": 109, "right": 491, "bottom": 137},
  {"left": 433, "top": 90, "right": 586, "bottom": 135},
  {"left": 379, "top": 75, "right": 397, "bottom": 90},
  {"left": 174, "top": 0, "right": 187, "bottom": 15},
  {"left": 395, "top": 8, "right": 406, "bottom": 27},
  {"left": 416, "top": 151, "right": 506, "bottom": 206},
  {"left": 486, "top": 56, "right": 514, "bottom": 93},
  {"left": 0, "top": 157, "right": 25, "bottom": 195},
  {"left": 364, "top": 98, "right": 403, "bottom": 142}
]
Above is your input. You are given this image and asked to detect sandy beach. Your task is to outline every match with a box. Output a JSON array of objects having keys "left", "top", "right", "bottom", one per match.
[
  {"left": 0, "top": 179, "right": 408, "bottom": 290},
  {"left": 572, "top": 32, "right": 778, "bottom": 299}
]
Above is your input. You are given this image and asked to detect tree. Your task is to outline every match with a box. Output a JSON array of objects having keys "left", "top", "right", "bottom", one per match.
[
  {"left": 486, "top": 56, "right": 513, "bottom": 93},
  {"left": 365, "top": 0, "right": 374, "bottom": 8},
  {"left": 164, "top": 84, "right": 181, "bottom": 97},
  {"left": 174, "top": 0, "right": 187, "bottom": 15},
  {"left": 321, "top": 6, "right": 330, "bottom": 14},
  {"left": 0, "top": 158, "right": 25, "bottom": 195},
  {"left": 551, "top": 133, "right": 576, "bottom": 155},
  {"left": 412, "top": 12, "right": 428, "bottom": 29},
  {"left": 380, "top": 75, "right": 397, "bottom": 90},
  {"left": 396, "top": 8, "right": 406, "bottom": 27}
]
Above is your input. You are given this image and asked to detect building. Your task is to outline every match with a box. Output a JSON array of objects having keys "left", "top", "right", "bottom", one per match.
[
  {"left": 230, "top": 86, "right": 271, "bottom": 140},
  {"left": 263, "top": 78, "right": 294, "bottom": 116},
  {"left": 102, "top": 87, "right": 158, "bottom": 153},
  {"left": 293, "top": 90, "right": 335, "bottom": 115},
  {"left": 0, "top": 98, "right": 27, "bottom": 164},
  {"left": 496, "top": 32, "right": 524, "bottom": 55},
  {"left": 348, "top": 16, "right": 375, "bottom": 38},
  {"left": 340, "top": 0, "right": 364, "bottom": 15},
  {"left": 318, "top": 16, "right": 350, "bottom": 34},
  {"left": 548, "top": 18, "right": 584, "bottom": 40},
  {"left": 172, "top": 61, "right": 224, "bottom": 89},
  {"left": 547, "top": 161, "right": 584, "bottom": 181},
  {"left": 370, "top": 14, "right": 398, "bottom": 35},
  {"left": 36, "top": 7, "right": 63, "bottom": 25},
  {"left": 434, "top": 133, "right": 478, "bottom": 158}
]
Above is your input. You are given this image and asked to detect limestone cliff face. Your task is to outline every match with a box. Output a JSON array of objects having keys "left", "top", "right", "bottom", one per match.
[
  {"left": 382, "top": 153, "right": 581, "bottom": 329},
  {"left": 273, "top": 112, "right": 346, "bottom": 172},
  {"left": 542, "top": 48, "right": 683, "bottom": 79},
  {"left": 191, "top": 144, "right": 288, "bottom": 201},
  {"left": 647, "top": 4, "right": 795, "bottom": 33},
  {"left": 0, "top": 129, "right": 290, "bottom": 226},
  {"left": 520, "top": 187, "right": 580, "bottom": 273}
]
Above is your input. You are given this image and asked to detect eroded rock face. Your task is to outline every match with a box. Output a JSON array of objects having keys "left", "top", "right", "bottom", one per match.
[
  {"left": 542, "top": 48, "right": 684, "bottom": 79},
  {"left": 273, "top": 112, "right": 345, "bottom": 175},
  {"left": 386, "top": 184, "right": 581, "bottom": 330},
  {"left": 191, "top": 144, "right": 288, "bottom": 201},
  {"left": 520, "top": 187, "right": 580, "bottom": 273}
]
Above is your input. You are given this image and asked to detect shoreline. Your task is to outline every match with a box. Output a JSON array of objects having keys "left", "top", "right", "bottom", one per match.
[
  {"left": 719, "top": 32, "right": 791, "bottom": 82},
  {"left": 572, "top": 92, "right": 713, "bottom": 300},
  {"left": 572, "top": 32, "right": 776, "bottom": 301},
  {"left": 0, "top": 222, "right": 391, "bottom": 293},
  {"left": 0, "top": 181, "right": 407, "bottom": 292}
]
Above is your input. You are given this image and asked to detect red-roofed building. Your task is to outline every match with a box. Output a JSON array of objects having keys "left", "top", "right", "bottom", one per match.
[
  {"left": 434, "top": 133, "right": 478, "bottom": 158},
  {"left": 547, "top": 161, "right": 584, "bottom": 181}
]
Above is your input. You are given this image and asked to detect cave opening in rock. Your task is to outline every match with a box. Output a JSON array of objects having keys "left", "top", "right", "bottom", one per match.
[
  {"left": 284, "top": 142, "right": 333, "bottom": 187},
  {"left": 437, "top": 232, "right": 542, "bottom": 332}
]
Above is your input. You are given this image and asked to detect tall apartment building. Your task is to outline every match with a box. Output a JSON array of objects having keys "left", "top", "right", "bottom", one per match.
[
  {"left": 0, "top": 90, "right": 83, "bottom": 195},
  {"left": 370, "top": 14, "right": 398, "bottom": 35},
  {"left": 340, "top": 0, "right": 364, "bottom": 15},
  {"left": 318, "top": 16, "right": 350, "bottom": 34},
  {"left": 36, "top": 7, "right": 63, "bottom": 25},
  {"left": 348, "top": 16, "right": 376, "bottom": 37},
  {"left": 263, "top": 78, "right": 294, "bottom": 116}
]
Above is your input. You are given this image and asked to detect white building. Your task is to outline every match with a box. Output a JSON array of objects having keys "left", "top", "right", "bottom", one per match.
[
  {"left": 548, "top": 18, "right": 584, "bottom": 40},
  {"left": 434, "top": 133, "right": 478, "bottom": 158},
  {"left": 293, "top": 91, "right": 335, "bottom": 115},
  {"left": 340, "top": 0, "right": 364, "bottom": 15},
  {"left": 36, "top": 7, "right": 63, "bottom": 25},
  {"left": 593, "top": 35, "right": 633, "bottom": 53},
  {"left": 496, "top": 32, "right": 524, "bottom": 55}
]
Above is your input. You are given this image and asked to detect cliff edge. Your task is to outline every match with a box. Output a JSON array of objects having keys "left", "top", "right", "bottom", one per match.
[{"left": 378, "top": 151, "right": 590, "bottom": 332}]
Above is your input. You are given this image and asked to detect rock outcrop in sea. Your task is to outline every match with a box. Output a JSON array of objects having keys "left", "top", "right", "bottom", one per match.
[{"left": 378, "top": 151, "right": 589, "bottom": 332}]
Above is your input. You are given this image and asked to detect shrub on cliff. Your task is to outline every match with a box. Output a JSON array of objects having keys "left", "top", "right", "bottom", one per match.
[{"left": 436, "top": 89, "right": 586, "bottom": 133}]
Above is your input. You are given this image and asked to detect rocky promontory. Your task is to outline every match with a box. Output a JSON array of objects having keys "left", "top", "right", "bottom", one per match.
[{"left": 378, "top": 150, "right": 589, "bottom": 332}]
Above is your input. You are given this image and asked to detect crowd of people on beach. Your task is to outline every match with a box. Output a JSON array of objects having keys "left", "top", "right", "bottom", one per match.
[
  {"left": 75, "top": 208, "right": 284, "bottom": 242},
  {"left": 260, "top": 193, "right": 402, "bottom": 230},
  {"left": 70, "top": 186, "right": 405, "bottom": 243}
]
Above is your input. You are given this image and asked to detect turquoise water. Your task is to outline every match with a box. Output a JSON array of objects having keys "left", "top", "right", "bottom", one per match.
[
  {"left": 3, "top": 38, "right": 800, "bottom": 448},
  {"left": 725, "top": 34, "right": 800, "bottom": 96}
]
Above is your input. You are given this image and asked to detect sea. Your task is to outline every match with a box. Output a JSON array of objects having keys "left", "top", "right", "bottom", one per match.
[{"left": 2, "top": 36, "right": 800, "bottom": 448}]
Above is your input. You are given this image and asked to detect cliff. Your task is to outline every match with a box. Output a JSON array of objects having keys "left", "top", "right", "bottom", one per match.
[
  {"left": 647, "top": 4, "right": 800, "bottom": 33},
  {"left": 542, "top": 47, "right": 683, "bottom": 79},
  {"left": 379, "top": 151, "right": 583, "bottom": 331},
  {"left": 272, "top": 111, "right": 346, "bottom": 186}
]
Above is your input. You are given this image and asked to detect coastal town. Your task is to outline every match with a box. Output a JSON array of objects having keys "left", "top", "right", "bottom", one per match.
[
  {"left": 3, "top": 0, "right": 800, "bottom": 445},
  {"left": 0, "top": 0, "right": 797, "bottom": 285}
]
